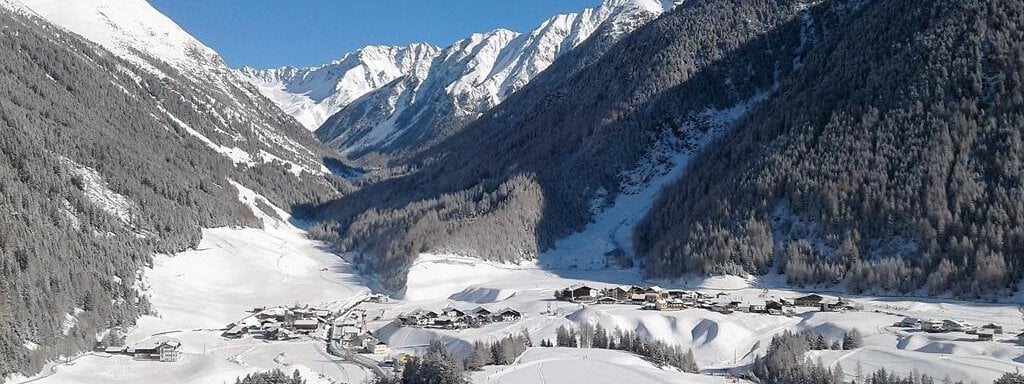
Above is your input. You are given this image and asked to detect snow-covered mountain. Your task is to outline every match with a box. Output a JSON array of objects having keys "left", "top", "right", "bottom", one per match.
[
  {"left": 239, "top": 0, "right": 679, "bottom": 157},
  {"left": 235, "top": 44, "right": 440, "bottom": 131},
  {"left": 17, "top": 0, "right": 222, "bottom": 82},
  {"left": 15, "top": 0, "right": 325, "bottom": 174},
  {"left": 318, "top": 0, "right": 680, "bottom": 158}
]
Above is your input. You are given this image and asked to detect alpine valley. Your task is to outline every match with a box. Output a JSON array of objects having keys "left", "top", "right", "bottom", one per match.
[{"left": 2, "top": 0, "right": 1024, "bottom": 383}]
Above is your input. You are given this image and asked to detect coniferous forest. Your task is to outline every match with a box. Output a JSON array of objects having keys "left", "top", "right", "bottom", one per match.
[{"left": 638, "top": 0, "right": 1024, "bottom": 297}]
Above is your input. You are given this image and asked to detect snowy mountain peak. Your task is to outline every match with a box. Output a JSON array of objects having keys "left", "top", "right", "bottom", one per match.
[
  {"left": 241, "top": 0, "right": 678, "bottom": 137},
  {"left": 14, "top": 0, "right": 223, "bottom": 78},
  {"left": 235, "top": 43, "right": 441, "bottom": 130},
  {"left": 0, "top": 0, "right": 34, "bottom": 16},
  {"left": 311, "top": 0, "right": 677, "bottom": 157},
  {"left": 605, "top": 0, "right": 681, "bottom": 13},
  {"left": 464, "top": 28, "right": 521, "bottom": 44},
  {"left": 9, "top": 0, "right": 326, "bottom": 174}
]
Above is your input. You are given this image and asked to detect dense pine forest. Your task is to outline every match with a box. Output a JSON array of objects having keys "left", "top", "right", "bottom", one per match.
[
  {"left": 638, "top": 0, "right": 1024, "bottom": 297},
  {"left": 0, "top": 8, "right": 335, "bottom": 377}
]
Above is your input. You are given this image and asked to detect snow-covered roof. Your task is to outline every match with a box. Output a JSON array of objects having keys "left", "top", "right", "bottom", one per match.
[
  {"left": 944, "top": 319, "right": 972, "bottom": 326},
  {"left": 262, "top": 307, "right": 289, "bottom": 317},
  {"left": 241, "top": 316, "right": 261, "bottom": 328},
  {"left": 129, "top": 337, "right": 180, "bottom": 352},
  {"left": 341, "top": 326, "right": 360, "bottom": 334}
]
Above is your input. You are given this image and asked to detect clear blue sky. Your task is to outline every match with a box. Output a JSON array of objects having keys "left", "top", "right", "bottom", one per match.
[{"left": 149, "top": 0, "right": 604, "bottom": 69}]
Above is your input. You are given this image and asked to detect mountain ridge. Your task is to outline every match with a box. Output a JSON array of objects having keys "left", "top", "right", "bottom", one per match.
[
  {"left": 316, "top": 0, "right": 680, "bottom": 160},
  {"left": 237, "top": 0, "right": 679, "bottom": 159},
  {"left": 235, "top": 43, "right": 441, "bottom": 131}
]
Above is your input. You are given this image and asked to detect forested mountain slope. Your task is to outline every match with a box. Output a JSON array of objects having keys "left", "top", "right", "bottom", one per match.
[
  {"left": 313, "top": 0, "right": 677, "bottom": 162},
  {"left": 0, "top": 5, "right": 335, "bottom": 378},
  {"left": 18, "top": 0, "right": 327, "bottom": 176},
  {"left": 310, "top": 0, "right": 822, "bottom": 289},
  {"left": 637, "top": 0, "right": 1024, "bottom": 298}
]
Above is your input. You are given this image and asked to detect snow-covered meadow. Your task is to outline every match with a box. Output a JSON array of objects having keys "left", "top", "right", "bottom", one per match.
[{"left": 363, "top": 253, "right": 1024, "bottom": 383}]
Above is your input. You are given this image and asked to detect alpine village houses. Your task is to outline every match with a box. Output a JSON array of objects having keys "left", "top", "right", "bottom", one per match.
[
  {"left": 554, "top": 285, "right": 861, "bottom": 316},
  {"left": 398, "top": 306, "right": 522, "bottom": 329}
]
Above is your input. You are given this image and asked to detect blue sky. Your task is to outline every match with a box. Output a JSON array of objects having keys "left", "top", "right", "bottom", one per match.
[{"left": 149, "top": 0, "right": 604, "bottom": 69}]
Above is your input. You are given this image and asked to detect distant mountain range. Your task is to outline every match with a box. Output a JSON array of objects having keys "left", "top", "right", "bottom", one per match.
[
  {"left": 237, "top": 0, "right": 680, "bottom": 159},
  {"left": 236, "top": 44, "right": 440, "bottom": 132}
]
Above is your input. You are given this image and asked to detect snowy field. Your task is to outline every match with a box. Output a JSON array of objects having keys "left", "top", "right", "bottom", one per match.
[
  {"left": 471, "top": 348, "right": 742, "bottom": 384},
  {"left": 10, "top": 185, "right": 372, "bottom": 384},
  {"left": 362, "top": 252, "right": 1024, "bottom": 383},
  {"left": 8, "top": 182, "right": 1024, "bottom": 383}
]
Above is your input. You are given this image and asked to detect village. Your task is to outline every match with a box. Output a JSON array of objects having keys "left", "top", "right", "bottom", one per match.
[
  {"left": 213, "top": 294, "right": 400, "bottom": 357},
  {"left": 898, "top": 317, "right": 1016, "bottom": 342},
  {"left": 553, "top": 284, "right": 859, "bottom": 315},
  {"left": 97, "top": 284, "right": 1024, "bottom": 371},
  {"left": 396, "top": 306, "right": 523, "bottom": 329},
  {"left": 78, "top": 271, "right": 1024, "bottom": 384},
  {"left": 552, "top": 284, "right": 1024, "bottom": 345}
]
